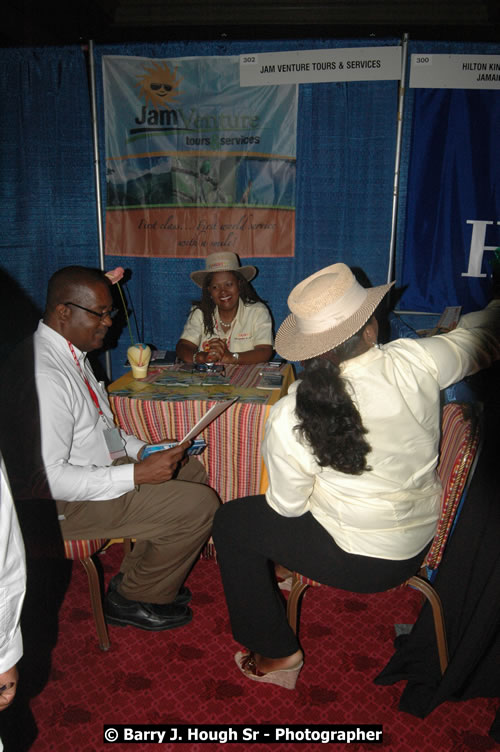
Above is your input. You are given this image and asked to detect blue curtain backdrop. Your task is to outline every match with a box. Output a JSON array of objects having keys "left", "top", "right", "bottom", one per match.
[
  {"left": 1, "top": 39, "right": 497, "bottom": 377},
  {"left": 0, "top": 47, "right": 98, "bottom": 295},
  {"left": 0, "top": 39, "right": 398, "bottom": 376},
  {"left": 397, "top": 41, "right": 500, "bottom": 319}
]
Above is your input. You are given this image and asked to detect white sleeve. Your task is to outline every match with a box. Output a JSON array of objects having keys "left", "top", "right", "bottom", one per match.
[
  {"left": 416, "top": 300, "right": 500, "bottom": 389},
  {"left": 178, "top": 308, "right": 205, "bottom": 347},
  {"left": 0, "top": 458, "right": 26, "bottom": 673},
  {"left": 456, "top": 299, "right": 500, "bottom": 330},
  {"left": 262, "top": 392, "right": 317, "bottom": 517},
  {"left": 121, "top": 432, "right": 146, "bottom": 461},
  {"left": 37, "top": 372, "right": 137, "bottom": 502}
]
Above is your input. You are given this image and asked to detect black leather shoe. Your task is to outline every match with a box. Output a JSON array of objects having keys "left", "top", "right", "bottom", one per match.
[
  {"left": 104, "top": 590, "right": 193, "bottom": 631},
  {"left": 108, "top": 573, "right": 192, "bottom": 606}
]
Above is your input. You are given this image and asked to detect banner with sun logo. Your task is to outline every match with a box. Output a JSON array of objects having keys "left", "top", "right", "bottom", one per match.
[{"left": 102, "top": 55, "right": 297, "bottom": 258}]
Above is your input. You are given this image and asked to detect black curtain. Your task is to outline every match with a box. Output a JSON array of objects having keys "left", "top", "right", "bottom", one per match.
[{"left": 375, "top": 363, "right": 500, "bottom": 742}]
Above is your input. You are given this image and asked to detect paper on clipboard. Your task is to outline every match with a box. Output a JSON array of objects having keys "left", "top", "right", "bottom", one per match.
[{"left": 180, "top": 398, "right": 238, "bottom": 443}]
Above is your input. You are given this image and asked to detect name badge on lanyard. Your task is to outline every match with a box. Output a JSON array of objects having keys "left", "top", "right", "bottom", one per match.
[
  {"left": 68, "top": 341, "right": 126, "bottom": 460},
  {"left": 103, "top": 427, "right": 127, "bottom": 460}
]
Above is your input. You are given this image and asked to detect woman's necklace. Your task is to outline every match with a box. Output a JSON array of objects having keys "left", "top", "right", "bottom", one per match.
[
  {"left": 217, "top": 311, "right": 236, "bottom": 349},
  {"left": 218, "top": 309, "right": 236, "bottom": 330}
]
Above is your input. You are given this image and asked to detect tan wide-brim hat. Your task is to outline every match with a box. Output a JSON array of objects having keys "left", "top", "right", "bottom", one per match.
[
  {"left": 190, "top": 252, "right": 257, "bottom": 287},
  {"left": 276, "top": 263, "right": 394, "bottom": 361}
]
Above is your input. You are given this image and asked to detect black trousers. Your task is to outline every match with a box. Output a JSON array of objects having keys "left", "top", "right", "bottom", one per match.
[{"left": 213, "top": 495, "right": 430, "bottom": 658}]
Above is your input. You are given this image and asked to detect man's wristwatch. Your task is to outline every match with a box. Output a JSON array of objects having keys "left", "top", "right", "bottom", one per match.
[{"left": 232, "top": 352, "right": 239, "bottom": 361}]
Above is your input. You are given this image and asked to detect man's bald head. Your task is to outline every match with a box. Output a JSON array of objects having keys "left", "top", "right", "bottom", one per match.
[
  {"left": 43, "top": 266, "right": 115, "bottom": 352},
  {"left": 45, "top": 266, "right": 109, "bottom": 315}
]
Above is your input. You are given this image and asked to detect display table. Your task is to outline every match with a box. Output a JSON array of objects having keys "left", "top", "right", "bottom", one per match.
[{"left": 108, "top": 363, "right": 295, "bottom": 502}]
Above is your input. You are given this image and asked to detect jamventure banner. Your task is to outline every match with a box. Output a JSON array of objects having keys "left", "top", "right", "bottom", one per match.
[{"left": 102, "top": 55, "right": 297, "bottom": 258}]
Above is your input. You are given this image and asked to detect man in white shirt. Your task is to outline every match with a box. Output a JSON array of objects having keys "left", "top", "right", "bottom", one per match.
[
  {"left": 0, "top": 455, "right": 26, "bottom": 752},
  {"left": 19, "top": 266, "right": 219, "bottom": 632}
]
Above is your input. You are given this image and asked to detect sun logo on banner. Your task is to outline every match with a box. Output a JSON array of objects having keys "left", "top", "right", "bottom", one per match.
[{"left": 136, "top": 61, "right": 183, "bottom": 111}]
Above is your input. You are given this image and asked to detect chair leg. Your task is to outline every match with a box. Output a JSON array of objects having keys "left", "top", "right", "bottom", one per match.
[
  {"left": 122, "top": 538, "right": 133, "bottom": 556},
  {"left": 79, "top": 556, "right": 110, "bottom": 651},
  {"left": 286, "top": 577, "right": 310, "bottom": 635},
  {"left": 407, "top": 575, "right": 449, "bottom": 675}
]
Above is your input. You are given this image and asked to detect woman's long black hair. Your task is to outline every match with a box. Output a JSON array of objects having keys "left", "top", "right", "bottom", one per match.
[
  {"left": 294, "top": 320, "right": 373, "bottom": 475},
  {"left": 192, "top": 271, "right": 266, "bottom": 336}
]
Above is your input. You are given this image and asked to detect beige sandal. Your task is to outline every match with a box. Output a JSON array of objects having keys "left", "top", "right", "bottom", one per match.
[
  {"left": 277, "top": 575, "right": 293, "bottom": 591},
  {"left": 234, "top": 651, "right": 303, "bottom": 690}
]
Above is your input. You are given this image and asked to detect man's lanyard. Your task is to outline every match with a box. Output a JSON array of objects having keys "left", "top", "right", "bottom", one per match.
[
  {"left": 67, "top": 341, "right": 126, "bottom": 459},
  {"left": 67, "top": 341, "right": 104, "bottom": 417}
]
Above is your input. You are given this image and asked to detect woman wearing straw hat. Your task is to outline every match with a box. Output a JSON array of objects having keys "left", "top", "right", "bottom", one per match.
[
  {"left": 213, "top": 263, "right": 500, "bottom": 689},
  {"left": 176, "top": 252, "right": 273, "bottom": 365}
]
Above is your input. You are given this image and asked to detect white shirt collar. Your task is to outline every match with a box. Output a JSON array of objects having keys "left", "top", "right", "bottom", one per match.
[{"left": 37, "top": 320, "right": 87, "bottom": 361}]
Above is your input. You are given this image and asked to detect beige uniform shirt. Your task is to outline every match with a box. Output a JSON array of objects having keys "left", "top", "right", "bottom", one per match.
[{"left": 179, "top": 300, "right": 273, "bottom": 353}]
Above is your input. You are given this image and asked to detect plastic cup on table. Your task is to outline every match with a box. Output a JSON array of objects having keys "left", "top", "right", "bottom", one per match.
[{"left": 127, "top": 343, "right": 151, "bottom": 379}]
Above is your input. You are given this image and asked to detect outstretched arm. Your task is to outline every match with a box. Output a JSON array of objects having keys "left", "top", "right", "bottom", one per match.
[{"left": 218, "top": 342, "right": 273, "bottom": 365}]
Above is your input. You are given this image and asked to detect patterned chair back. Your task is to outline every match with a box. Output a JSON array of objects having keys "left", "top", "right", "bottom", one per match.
[
  {"left": 63, "top": 538, "right": 106, "bottom": 560},
  {"left": 424, "top": 403, "right": 481, "bottom": 572}
]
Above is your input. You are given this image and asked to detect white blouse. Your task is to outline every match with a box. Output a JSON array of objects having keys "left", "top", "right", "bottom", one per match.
[{"left": 262, "top": 301, "right": 500, "bottom": 560}]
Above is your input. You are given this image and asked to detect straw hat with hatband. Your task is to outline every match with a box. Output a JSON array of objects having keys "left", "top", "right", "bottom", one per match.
[
  {"left": 275, "top": 263, "right": 394, "bottom": 362},
  {"left": 190, "top": 252, "right": 257, "bottom": 288}
]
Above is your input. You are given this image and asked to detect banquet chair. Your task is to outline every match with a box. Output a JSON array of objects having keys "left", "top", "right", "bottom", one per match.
[
  {"left": 285, "top": 402, "right": 482, "bottom": 676},
  {"left": 63, "top": 538, "right": 110, "bottom": 651},
  {"left": 63, "top": 537, "right": 132, "bottom": 651}
]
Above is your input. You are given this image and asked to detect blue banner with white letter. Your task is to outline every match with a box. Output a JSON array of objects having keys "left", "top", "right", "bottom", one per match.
[{"left": 400, "top": 89, "right": 500, "bottom": 314}]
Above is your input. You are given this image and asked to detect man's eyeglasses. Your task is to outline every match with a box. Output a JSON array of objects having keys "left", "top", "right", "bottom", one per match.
[{"left": 63, "top": 302, "right": 119, "bottom": 321}]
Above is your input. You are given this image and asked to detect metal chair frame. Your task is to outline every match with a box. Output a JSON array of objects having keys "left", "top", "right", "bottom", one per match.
[{"left": 65, "top": 538, "right": 133, "bottom": 651}]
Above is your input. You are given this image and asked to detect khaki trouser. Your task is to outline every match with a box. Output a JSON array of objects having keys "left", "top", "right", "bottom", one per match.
[{"left": 57, "top": 458, "right": 219, "bottom": 604}]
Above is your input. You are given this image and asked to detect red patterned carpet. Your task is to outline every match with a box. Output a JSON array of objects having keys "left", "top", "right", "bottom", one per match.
[{"left": 3, "top": 544, "right": 499, "bottom": 752}]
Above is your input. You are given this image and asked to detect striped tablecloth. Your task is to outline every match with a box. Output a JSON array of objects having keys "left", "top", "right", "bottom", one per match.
[{"left": 108, "top": 363, "right": 294, "bottom": 504}]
